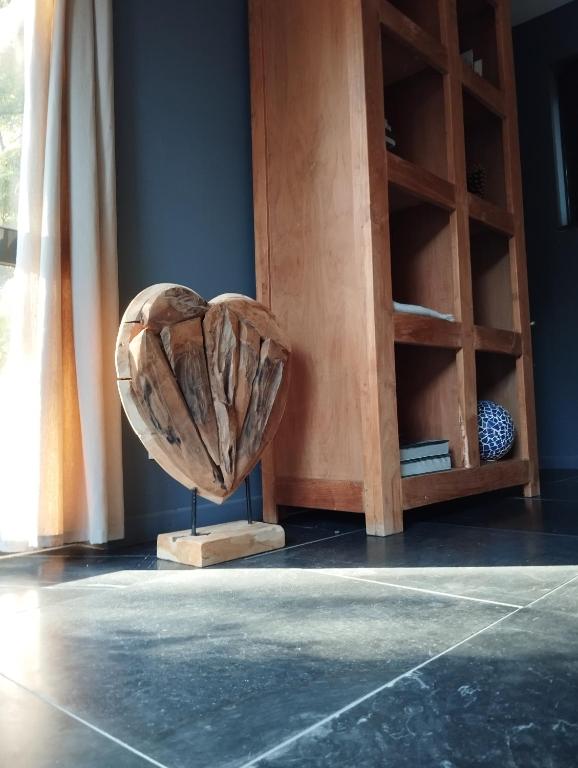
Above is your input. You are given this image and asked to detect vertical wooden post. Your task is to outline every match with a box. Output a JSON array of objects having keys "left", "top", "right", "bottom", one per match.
[
  {"left": 249, "top": 0, "right": 279, "bottom": 522},
  {"left": 440, "top": 0, "right": 480, "bottom": 470},
  {"left": 495, "top": 0, "right": 540, "bottom": 497},
  {"left": 355, "top": 0, "right": 403, "bottom": 536}
]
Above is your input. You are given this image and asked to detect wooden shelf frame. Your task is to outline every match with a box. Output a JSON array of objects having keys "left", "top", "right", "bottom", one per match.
[
  {"left": 249, "top": 0, "right": 540, "bottom": 536},
  {"left": 378, "top": 0, "right": 448, "bottom": 74},
  {"left": 388, "top": 152, "right": 455, "bottom": 210}
]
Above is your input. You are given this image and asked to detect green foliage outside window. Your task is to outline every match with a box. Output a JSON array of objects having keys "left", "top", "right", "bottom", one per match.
[
  {"left": 0, "top": 0, "right": 24, "bottom": 230},
  {"left": 0, "top": 0, "right": 24, "bottom": 371}
]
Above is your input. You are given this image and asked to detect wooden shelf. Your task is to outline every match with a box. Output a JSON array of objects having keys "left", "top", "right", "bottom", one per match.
[
  {"left": 395, "top": 313, "right": 463, "bottom": 349},
  {"left": 396, "top": 345, "right": 465, "bottom": 468},
  {"left": 474, "top": 326, "right": 522, "bottom": 356},
  {"left": 402, "top": 459, "right": 530, "bottom": 510},
  {"left": 461, "top": 61, "right": 505, "bottom": 117},
  {"left": 250, "top": 0, "right": 539, "bottom": 536},
  {"left": 386, "top": 0, "right": 441, "bottom": 40},
  {"left": 463, "top": 90, "right": 507, "bottom": 208},
  {"left": 476, "top": 350, "right": 522, "bottom": 459},
  {"left": 378, "top": 0, "right": 447, "bottom": 75},
  {"left": 388, "top": 152, "right": 455, "bottom": 210},
  {"left": 468, "top": 193, "right": 514, "bottom": 235},
  {"left": 457, "top": 0, "right": 500, "bottom": 88}
]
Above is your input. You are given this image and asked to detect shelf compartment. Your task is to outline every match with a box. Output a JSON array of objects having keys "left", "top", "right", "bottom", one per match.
[
  {"left": 474, "top": 326, "right": 522, "bottom": 357},
  {"left": 395, "top": 346, "right": 464, "bottom": 468},
  {"left": 470, "top": 220, "right": 514, "bottom": 331},
  {"left": 463, "top": 90, "right": 507, "bottom": 208},
  {"left": 394, "top": 313, "right": 463, "bottom": 349},
  {"left": 476, "top": 351, "right": 521, "bottom": 459},
  {"left": 468, "top": 193, "right": 513, "bottom": 236},
  {"left": 383, "top": 0, "right": 441, "bottom": 41},
  {"left": 388, "top": 153, "right": 455, "bottom": 210},
  {"left": 381, "top": 24, "right": 449, "bottom": 179},
  {"left": 457, "top": 0, "right": 500, "bottom": 88},
  {"left": 389, "top": 194, "right": 455, "bottom": 317},
  {"left": 378, "top": 1, "right": 447, "bottom": 72},
  {"left": 461, "top": 61, "right": 505, "bottom": 117},
  {"left": 402, "top": 459, "right": 529, "bottom": 509}
]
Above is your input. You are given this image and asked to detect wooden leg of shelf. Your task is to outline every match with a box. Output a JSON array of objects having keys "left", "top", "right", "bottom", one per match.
[
  {"left": 523, "top": 464, "right": 540, "bottom": 498},
  {"left": 260, "top": 447, "right": 278, "bottom": 523},
  {"left": 363, "top": 480, "right": 403, "bottom": 537}
]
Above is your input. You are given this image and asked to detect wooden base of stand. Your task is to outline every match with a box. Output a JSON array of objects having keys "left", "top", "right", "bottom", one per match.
[{"left": 157, "top": 521, "right": 285, "bottom": 568}]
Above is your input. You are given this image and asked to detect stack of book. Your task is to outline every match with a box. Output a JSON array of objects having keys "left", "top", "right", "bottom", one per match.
[{"left": 400, "top": 440, "right": 451, "bottom": 478}]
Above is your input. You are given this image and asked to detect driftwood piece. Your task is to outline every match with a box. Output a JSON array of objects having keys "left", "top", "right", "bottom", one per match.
[
  {"left": 235, "top": 319, "right": 261, "bottom": 433},
  {"left": 116, "top": 284, "right": 291, "bottom": 503},
  {"left": 160, "top": 318, "right": 220, "bottom": 466},
  {"left": 123, "top": 284, "right": 207, "bottom": 330},
  {"left": 210, "top": 294, "right": 291, "bottom": 349},
  {"left": 236, "top": 338, "right": 288, "bottom": 480},
  {"left": 203, "top": 304, "right": 240, "bottom": 489},
  {"left": 117, "top": 380, "right": 198, "bottom": 491},
  {"left": 129, "top": 328, "right": 226, "bottom": 499},
  {"left": 115, "top": 321, "right": 145, "bottom": 379}
]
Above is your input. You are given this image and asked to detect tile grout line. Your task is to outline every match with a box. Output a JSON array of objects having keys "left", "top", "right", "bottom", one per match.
[
  {"left": 512, "top": 495, "right": 578, "bottom": 504},
  {"left": 0, "top": 672, "right": 172, "bottom": 768},
  {"left": 311, "top": 570, "right": 524, "bottom": 609},
  {"left": 523, "top": 571, "right": 578, "bottom": 607},
  {"left": 228, "top": 528, "right": 362, "bottom": 563},
  {"left": 238, "top": 572, "right": 578, "bottom": 768},
  {"left": 423, "top": 519, "right": 578, "bottom": 541}
]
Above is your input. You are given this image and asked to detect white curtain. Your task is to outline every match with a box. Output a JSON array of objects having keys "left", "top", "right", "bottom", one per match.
[{"left": 0, "top": 0, "right": 124, "bottom": 551}]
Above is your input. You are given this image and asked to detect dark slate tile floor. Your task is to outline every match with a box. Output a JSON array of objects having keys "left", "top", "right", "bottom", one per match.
[{"left": 1, "top": 471, "right": 578, "bottom": 767}]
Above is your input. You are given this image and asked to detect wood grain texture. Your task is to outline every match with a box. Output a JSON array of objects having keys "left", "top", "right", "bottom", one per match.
[
  {"left": 128, "top": 284, "right": 207, "bottom": 329},
  {"left": 394, "top": 314, "right": 463, "bottom": 349},
  {"left": 461, "top": 61, "right": 505, "bottom": 118},
  {"left": 237, "top": 338, "right": 288, "bottom": 481},
  {"left": 116, "top": 285, "right": 291, "bottom": 504},
  {"left": 248, "top": 0, "right": 539, "bottom": 530},
  {"left": 117, "top": 379, "right": 198, "bottom": 492},
  {"left": 357, "top": 0, "right": 403, "bottom": 534},
  {"left": 255, "top": 0, "right": 368, "bottom": 492},
  {"left": 203, "top": 304, "right": 240, "bottom": 490},
  {"left": 388, "top": 153, "right": 455, "bottom": 210},
  {"left": 115, "top": 321, "right": 144, "bottom": 380},
  {"left": 378, "top": 0, "right": 448, "bottom": 75},
  {"left": 235, "top": 319, "right": 261, "bottom": 433},
  {"left": 276, "top": 478, "right": 364, "bottom": 513},
  {"left": 440, "top": 0, "right": 478, "bottom": 468},
  {"left": 468, "top": 193, "right": 514, "bottom": 236},
  {"left": 157, "top": 521, "right": 285, "bottom": 568},
  {"left": 249, "top": 0, "right": 278, "bottom": 523},
  {"left": 160, "top": 318, "right": 220, "bottom": 466},
  {"left": 495, "top": 0, "right": 540, "bottom": 496},
  {"left": 129, "top": 328, "right": 226, "bottom": 500},
  {"left": 474, "top": 326, "right": 522, "bottom": 357},
  {"left": 403, "top": 459, "right": 530, "bottom": 509}
]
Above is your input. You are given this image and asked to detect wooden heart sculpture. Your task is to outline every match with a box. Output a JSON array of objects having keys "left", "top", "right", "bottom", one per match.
[{"left": 115, "top": 284, "right": 291, "bottom": 503}]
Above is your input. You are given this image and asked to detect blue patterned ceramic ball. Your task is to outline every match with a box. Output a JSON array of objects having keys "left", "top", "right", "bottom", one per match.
[{"left": 478, "top": 400, "right": 515, "bottom": 461}]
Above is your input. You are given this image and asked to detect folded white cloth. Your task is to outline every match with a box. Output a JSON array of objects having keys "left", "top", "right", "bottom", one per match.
[{"left": 393, "top": 301, "right": 455, "bottom": 323}]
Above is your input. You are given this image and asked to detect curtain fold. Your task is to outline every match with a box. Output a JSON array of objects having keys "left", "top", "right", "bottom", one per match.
[{"left": 0, "top": 0, "right": 124, "bottom": 551}]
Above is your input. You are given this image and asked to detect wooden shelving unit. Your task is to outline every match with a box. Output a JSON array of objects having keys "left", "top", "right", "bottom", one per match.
[{"left": 249, "top": 0, "right": 539, "bottom": 536}]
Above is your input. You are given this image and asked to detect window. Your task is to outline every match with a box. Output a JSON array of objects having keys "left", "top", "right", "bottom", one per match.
[
  {"left": 553, "top": 55, "right": 578, "bottom": 228},
  {"left": 0, "top": 0, "right": 24, "bottom": 371}
]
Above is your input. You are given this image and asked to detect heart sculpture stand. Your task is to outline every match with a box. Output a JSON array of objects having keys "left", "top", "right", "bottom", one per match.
[{"left": 115, "top": 284, "right": 291, "bottom": 567}]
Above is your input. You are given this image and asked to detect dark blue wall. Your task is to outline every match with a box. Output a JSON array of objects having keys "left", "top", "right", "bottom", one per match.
[
  {"left": 514, "top": 0, "right": 578, "bottom": 469},
  {"left": 113, "top": 0, "right": 259, "bottom": 540}
]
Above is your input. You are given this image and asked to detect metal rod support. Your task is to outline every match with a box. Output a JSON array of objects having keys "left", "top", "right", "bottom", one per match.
[
  {"left": 245, "top": 476, "right": 253, "bottom": 525},
  {"left": 191, "top": 487, "right": 198, "bottom": 537}
]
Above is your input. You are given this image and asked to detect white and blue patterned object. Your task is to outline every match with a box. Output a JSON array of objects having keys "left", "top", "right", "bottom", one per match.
[{"left": 477, "top": 400, "right": 515, "bottom": 461}]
